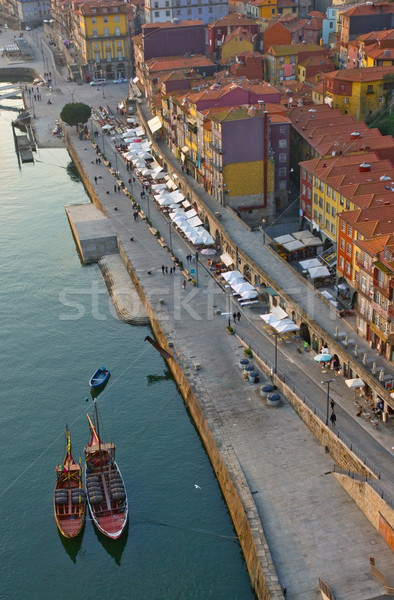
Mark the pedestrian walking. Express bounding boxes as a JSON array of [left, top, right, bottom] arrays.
[[237, 311, 241, 322], [128, 178, 132, 185], [330, 411, 337, 427], [161, 265, 165, 274], [170, 267, 173, 275], [330, 399, 335, 411], [165, 266, 168, 274], [182, 280, 187, 290], [114, 184, 117, 193], [118, 185, 121, 192], [94, 176, 98, 184], [98, 157, 101, 165], [233, 312, 237, 323], [132, 177, 136, 183]]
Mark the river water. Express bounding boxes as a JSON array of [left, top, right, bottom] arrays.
[[0, 99, 255, 599]]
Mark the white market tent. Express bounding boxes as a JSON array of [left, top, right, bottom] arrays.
[[222, 270, 243, 283], [274, 234, 295, 245], [281, 240, 305, 252], [308, 265, 330, 279], [187, 215, 203, 228], [299, 258, 321, 270]]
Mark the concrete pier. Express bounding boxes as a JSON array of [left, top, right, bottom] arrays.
[[65, 203, 118, 264]]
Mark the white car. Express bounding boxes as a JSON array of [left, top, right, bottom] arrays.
[[25, 26, 31, 31], [90, 78, 106, 86], [113, 78, 128, 84]]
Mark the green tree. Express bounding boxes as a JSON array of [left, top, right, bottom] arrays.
[[60, 102, 91, 130]]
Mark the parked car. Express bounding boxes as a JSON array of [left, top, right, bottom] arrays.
[[90, 78, 106, 86], [25, 26, 31, 30], [113, 78, 128, 84]]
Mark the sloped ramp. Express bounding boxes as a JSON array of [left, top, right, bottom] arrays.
[[99, 255, 149, 325]]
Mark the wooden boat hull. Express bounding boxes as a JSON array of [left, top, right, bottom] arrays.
[[54, 429, 86, 538], [89, 368, 110, 389], [84, 461, 128, 539], [54, 486, 85, 538]]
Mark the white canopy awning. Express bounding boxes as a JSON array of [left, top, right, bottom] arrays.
[[220, 252, 234, 267], [147, 115, 162, 133], [222, 270, 243, 282], [274, 234, 295, 245], [166, 178, 178, 191], [281, 240, 305, 252], [308, 265, 330, 279], [187, 215, 203, 228], [299, 258, 321, 270], [182, 200, 191, 208], [271, 306, 288, 321]]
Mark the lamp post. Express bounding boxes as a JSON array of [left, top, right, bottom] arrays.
[[113, 150, 118, 175], [195, 251, 199, 286], [227, 290, 231, 327], [261, 217, 267, 245], [322, 379, 335, 425], [166, 218, 172, 252], [274, 332, 278, 374]]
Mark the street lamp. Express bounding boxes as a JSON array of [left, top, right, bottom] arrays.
[[261, 217, 267, 245], [273, 332, 278, 374], [195, 251, 199, 286], [113, 150, 118, 174], [322, 379, 335, 425]]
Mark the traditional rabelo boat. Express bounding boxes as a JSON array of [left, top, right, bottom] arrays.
[[54, 427, 85, 538], [84, 402, 128, 539]]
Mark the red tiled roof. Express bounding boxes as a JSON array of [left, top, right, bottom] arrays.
[[355, 233, 394, 256], [209, 12, 257, 27], [223, 27, 254, 45], [324, 65, 394, 83], [146, 55, 215, 72], [342, 2, 394, 18]]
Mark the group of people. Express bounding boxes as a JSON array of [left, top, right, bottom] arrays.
[[233, 312, 241, 323], [161, 265, 176, 275]]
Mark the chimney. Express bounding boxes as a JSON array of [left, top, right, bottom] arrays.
[[359, 162, 371, 172], [350, 131, 361, 139]]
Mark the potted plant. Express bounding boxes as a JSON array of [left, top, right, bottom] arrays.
[[227, 325, 234, 334], [244, 346, 253, 358]]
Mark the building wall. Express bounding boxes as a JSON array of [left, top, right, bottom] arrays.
[[221, 34, 253, 59], [144, 0, 229, 25], [142, 23, 205, 60], [222, 117, 264, 163]]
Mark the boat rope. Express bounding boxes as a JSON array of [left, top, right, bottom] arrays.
[[131, 511, 238, 543]]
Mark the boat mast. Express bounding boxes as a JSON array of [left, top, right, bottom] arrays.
[[93, 400, 103, 471]]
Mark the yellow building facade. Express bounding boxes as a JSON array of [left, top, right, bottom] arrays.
[[221, 32, 253, 60], [74, 1, 131, 81]]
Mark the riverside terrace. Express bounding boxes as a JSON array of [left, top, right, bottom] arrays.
[[62, 121, 394, 599]]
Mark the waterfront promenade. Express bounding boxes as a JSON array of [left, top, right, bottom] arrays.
[[1, 30, 393, 598], [66, 125, 394, 600]]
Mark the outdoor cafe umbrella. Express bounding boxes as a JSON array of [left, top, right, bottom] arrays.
[[200, 248, 216, 256], [232, 282, 254, 294], [345, 377, 365, 401], [240, 289, 259, 300], [314, 353, 333, 363]]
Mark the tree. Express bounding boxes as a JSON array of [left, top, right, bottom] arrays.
[[60, 102, 91, 130]]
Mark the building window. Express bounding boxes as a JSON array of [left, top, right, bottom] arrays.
[[314, 193, 318, 204], [92, 29, 98, 37], [279, 180, 287, 189], [346, 261, 351, 275], [155, 11, 159, 16], [279, 153, 286, 163], [347, 224, 352, 236], [367, 84, 374, 93], [115, 26, 120, 36], [279, 167, 286, 176], [104, 28, 109, 37], [340, 195, 344, 206], [278, 138, 287, 148], [346, 242, 351, 256], [319, 197, 323, 208], [166, 10, 170, 15], [103, 17, 108, 23], [326, 202, 330, 214], [114, 15, 120, 22], [331, 223, 335, 234], [339, 256, 344, 269], [325, 219, 329, 230], [91, 17, 96, 23], [280, 126, 286, 134], [331, 206, 335, 217], [340, 238, 345, 250], [327, 186, 331, 197]]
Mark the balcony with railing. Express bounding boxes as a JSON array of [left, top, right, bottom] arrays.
[[373, 277, 391, 298]]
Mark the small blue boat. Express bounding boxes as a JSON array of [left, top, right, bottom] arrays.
[[89, 367, 110, 389]]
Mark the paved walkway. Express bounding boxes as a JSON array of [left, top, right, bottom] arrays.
[[67, 125, 394, 600]]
